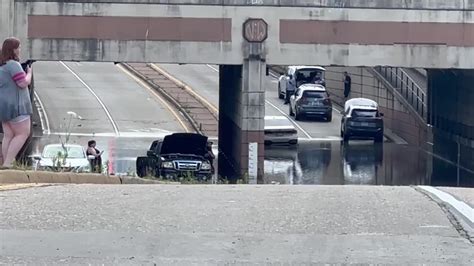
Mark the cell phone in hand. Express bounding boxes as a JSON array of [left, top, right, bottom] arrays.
[[21, 60, 36, 72]]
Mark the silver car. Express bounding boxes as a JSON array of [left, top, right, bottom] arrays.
[[32, 144, 93, 172], [264, 116, 298, 145]]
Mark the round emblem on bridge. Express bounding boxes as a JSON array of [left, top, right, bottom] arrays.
[[243, 19, 268, 43]]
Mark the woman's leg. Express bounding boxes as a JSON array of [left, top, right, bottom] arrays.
[[1, 122, 14, 165], [3, 118, 31, 167]]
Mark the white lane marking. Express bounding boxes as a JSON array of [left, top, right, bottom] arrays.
[[418, 186, 474, 225], [60, 61, 120, 136], [265, 101, 312, 139], [48, 131, 172, 138], [206, 64, 312, 139], [419, 225, 450, 228], [269, 72, 280, 79], [206, 64, 219, 72], [33, 90, 50, 135], [116, 64, 191, 133]]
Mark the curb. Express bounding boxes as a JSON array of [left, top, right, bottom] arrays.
[[27, 171, 71, 184], [149, 63, 219, 117], [417, 186, 473, 240], [418, 186, 473, 225], [0, 170, 29, 184], [0, 170, 166, 185]]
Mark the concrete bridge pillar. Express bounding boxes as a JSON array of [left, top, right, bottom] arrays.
[[428, 69, 474, 186], [218, 44, 266, 183], [0, 0, 14, 42]]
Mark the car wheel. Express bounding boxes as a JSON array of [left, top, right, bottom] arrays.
[[295, 109, 301, 121], [136, 157, 149, 177], [289, 104, 294, 116], [375, 133, 384, 143], [326, 112, 332, 122], [343, 131, 350, 143]]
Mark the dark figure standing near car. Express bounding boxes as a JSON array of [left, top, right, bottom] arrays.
[[87, 140, 103, 173], [343, 72, 351, 99], [204, 142, 215, 174]]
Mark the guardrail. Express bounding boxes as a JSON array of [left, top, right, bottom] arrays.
[[374, 66, 428, 122]]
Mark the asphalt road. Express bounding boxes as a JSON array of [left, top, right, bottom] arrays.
[[159, 64, 342, 140], [1, 185, 472, 264], [32, 61, 186, 174]]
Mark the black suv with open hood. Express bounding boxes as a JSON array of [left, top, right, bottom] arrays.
[[136, 133, 213, 180]]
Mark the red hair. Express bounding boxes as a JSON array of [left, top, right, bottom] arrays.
[[0, 37, 20, 65]]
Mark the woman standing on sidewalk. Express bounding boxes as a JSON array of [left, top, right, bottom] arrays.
[[0, 37, 33, 167]]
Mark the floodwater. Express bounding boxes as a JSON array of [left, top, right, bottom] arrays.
[[263, 141, 473, 187], [29, 136, 473, 187]]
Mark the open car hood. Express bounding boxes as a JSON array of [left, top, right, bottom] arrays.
[[160, 133, 208, 156]]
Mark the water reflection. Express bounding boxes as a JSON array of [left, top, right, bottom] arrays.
[[297, 142, 332, 184], [264, 146, 302, 184], [264, 141, 473, 187], [342, 143, 383, 185]]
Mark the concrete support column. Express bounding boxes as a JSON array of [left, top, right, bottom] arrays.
[[218, 44, 266, 182], [0, 0, 14, 42], [240, 58, 266, 183]]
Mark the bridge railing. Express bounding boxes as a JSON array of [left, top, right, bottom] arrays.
[[374, 66, 428, 122]]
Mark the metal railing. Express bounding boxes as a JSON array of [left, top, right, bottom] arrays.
[[374, 67, 428, 122]]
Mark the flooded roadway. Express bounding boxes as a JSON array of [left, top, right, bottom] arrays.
[[30, 136, 474, 187], [264, 141, 473, 187]]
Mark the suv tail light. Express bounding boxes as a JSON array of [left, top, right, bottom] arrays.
[[323, 98, 331, 105], [300, 97, 308, 105]]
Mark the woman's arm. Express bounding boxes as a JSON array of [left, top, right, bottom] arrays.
[[8, 61, 32, 89], [16, 66, 32, 89]]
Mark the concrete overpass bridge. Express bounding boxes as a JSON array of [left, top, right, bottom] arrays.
[[1, 0, 473, 180]]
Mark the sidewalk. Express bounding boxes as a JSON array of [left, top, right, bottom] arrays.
[[1, 185, 472, 264]]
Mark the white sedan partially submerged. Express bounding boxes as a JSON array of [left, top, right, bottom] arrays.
[[32, 144, 94, 172], [264, 116, 298, 145]]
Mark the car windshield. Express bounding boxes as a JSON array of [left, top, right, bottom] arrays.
[[303, 91, 326, 98], [295, 69, 324, 83], [352, 109, 378, 118], [43, 146, 85, 158]]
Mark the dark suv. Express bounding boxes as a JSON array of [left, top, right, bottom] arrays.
[[136, 133, 213, 180], [340, 98, 384, 143], [289, 84, 332, 121]]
